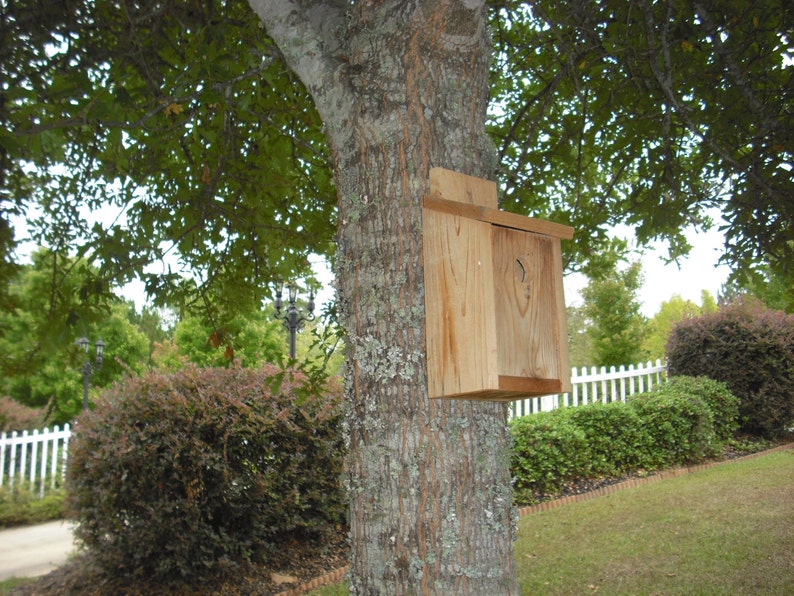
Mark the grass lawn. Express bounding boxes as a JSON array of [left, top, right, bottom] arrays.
[[310, 449, 793, 595]]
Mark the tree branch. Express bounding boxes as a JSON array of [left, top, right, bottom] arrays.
[[246, 0, 355, 145]]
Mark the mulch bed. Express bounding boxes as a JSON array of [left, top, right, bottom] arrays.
[[9, 437, 792, 595]]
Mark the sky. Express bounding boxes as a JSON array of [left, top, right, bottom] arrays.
[[564, 221, 732, 318]]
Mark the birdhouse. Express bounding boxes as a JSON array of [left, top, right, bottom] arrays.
[[422, 167, 573, 401]]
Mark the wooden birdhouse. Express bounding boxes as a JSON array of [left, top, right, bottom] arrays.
[[422, 167, 574, 401]]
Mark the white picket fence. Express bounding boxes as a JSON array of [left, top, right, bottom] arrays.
[[0, 424, 71, 497], [510, 359, 668, 419]]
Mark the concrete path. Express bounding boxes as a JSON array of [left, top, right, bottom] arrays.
[[0, 520, 76, 581]]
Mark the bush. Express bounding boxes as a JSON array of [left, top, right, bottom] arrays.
[[666, 298, 794, 438], [629, 387, 718, 466], [66, 364, 345, 589], [661, 376, 740, 442], [510, 409, 590, 502], [567, 402, 652, 475], [0, 485, 66, 528]]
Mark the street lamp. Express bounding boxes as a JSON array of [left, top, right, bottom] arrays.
[[77, 337, 105, 411], [273, 284, 315, 359]]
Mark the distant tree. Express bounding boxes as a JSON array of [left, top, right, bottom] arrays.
[[700, 289, 719, 314], [0, 251, 149, 423], [566, 304, 594, 368], [723, 260, 794, 314], [126, 304, 174, 366], [171, 309, 284, 369], [582, 260, 648, 367], [643, 294, 703, 361]]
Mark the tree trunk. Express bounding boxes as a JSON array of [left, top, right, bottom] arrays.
[[248, 2, 517, 593]]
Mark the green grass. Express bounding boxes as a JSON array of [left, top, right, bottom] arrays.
[[308, 450, 793, 595], [516, 450, 793, 594]]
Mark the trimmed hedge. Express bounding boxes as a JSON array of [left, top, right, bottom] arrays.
[[66, 364, 345, 589], [628, 386, 718, 467], [568, 401, 652, 475], [666, 298, 794, 438], [657, 376, 739, 442], [510, 409, 590, 502], [510, 376, 740, 504]]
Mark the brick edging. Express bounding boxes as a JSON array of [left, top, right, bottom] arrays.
[[279, 442, 793, 595]]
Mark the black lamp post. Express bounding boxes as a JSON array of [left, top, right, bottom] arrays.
[[273, 284, 315, 358], [77, 337, 105, 411]]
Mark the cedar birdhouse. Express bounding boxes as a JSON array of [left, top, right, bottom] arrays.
[[422, 168, 574, 401]]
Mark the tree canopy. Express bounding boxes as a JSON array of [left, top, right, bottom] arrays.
[[490, 0, 792, 277], [1, 0, 790, 330]]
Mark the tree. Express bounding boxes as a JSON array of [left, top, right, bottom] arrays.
[[3, 1, 791, 592], [566, 304, 594, 367], [170, 307, 283, 368], [582, 260, 648, 367], [0, 251, 149, 423], [246, 4, 517, 592], [724, 260, 794, 313], [643, 293, 709, 361], [490, 1, 793, 280]]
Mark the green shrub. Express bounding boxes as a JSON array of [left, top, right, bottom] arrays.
[[662, 376, 740, 442], [568, 402, 653, 475], [510, 409, 590, 502], [66, 364, 345, 589], [0, 485, 66, 528], [629, 387, 718, 466], [666, 298, 794, 438]]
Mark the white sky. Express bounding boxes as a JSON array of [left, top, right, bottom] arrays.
[[564, 221, 732, 318]]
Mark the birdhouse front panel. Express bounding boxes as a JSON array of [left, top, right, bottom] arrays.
[[492, 226, 570, 396], [422, 167, 573, 401]]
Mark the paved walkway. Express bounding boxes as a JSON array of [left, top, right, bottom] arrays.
[[0, 520, 76, 581]]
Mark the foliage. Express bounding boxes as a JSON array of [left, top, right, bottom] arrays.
[[490, 1, 793, 280], [567, 402, 652, 475], [125, 305, 174, 367], [0, 396, 46, 432], [0, 485, 66, 528], [0, 2, 789, 330], [629, 385, 719, 467], [724, 260, 794, 314], [510, 409, 591, 501], [660, 376, 740, 443], [666, 298, 794, 438], [642, 292, 717, 361], [581, 258, 648, 367], [511, 376, 737, 503], [2, 0, 335, 324], [171, 308, 284, 368], [0, 252, 150, 424], [565, 304, 593, 368], [66, 364, 345, 589]]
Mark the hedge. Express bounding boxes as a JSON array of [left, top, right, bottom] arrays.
[[511, 376, 740, 504]]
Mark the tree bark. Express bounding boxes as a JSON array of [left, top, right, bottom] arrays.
[[248, 1, 517, 593]]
